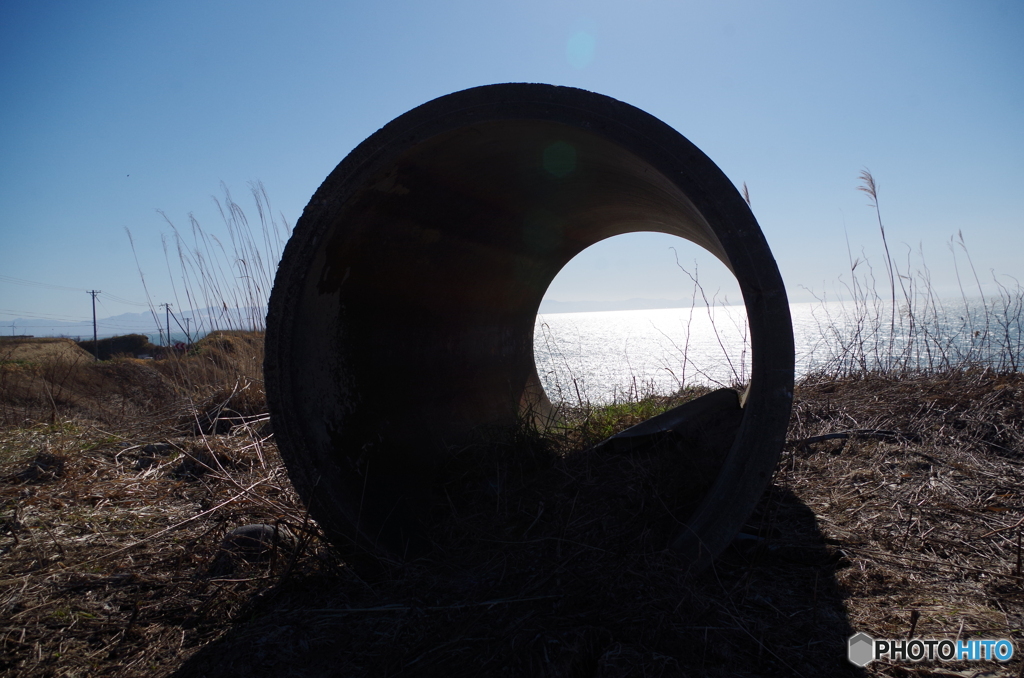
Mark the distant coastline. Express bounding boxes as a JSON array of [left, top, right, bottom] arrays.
[[537, 298, 741, 314], [7, 299, 744, 337], [2, 305, 263, 343]]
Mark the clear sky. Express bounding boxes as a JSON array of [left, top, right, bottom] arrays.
[[1, 0, 1021, 330]]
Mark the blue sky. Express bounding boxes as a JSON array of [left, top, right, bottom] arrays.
[[1, 0, 1021, 331]]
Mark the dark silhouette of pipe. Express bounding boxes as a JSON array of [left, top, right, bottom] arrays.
[[265, 83, 794, 571]]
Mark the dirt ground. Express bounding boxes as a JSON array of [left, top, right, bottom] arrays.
[[2, 370, 1024, 677]]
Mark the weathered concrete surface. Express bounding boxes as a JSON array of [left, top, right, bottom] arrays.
[[595, 388, 746, 515], [595, 388, 744, 457], [264, 83, 794, 570], [221, 524, 297, 559]]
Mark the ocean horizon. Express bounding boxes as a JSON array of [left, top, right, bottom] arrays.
[[534, 296, 1018, 404]]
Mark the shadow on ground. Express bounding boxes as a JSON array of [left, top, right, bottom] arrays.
[[172, 483, 862, 678]]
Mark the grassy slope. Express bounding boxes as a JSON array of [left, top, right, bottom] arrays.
[[0, 338, 96, 365], [3, 351, 1024, 676]]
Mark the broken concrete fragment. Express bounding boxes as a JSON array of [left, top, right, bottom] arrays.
[[15, 451, 66, 483], [220, 523, 296, 561], [595, 389, 742, 454], [134, 456, 160, 470], [142, 443, 174, 456], [595, 388, 744, 506]]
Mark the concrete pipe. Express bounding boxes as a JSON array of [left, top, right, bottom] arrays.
[[264, 83, 794, 571]]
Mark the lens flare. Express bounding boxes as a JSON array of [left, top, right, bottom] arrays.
[[566, 30, 596, 69], [543, 141, 576, 177]]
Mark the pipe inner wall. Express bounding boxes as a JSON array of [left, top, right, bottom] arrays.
[[265, 84, 794, 569]]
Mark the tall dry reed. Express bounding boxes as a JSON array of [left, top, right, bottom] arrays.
[[123, 182, 291, 421], [128, 181, 290, 344], [807, 171, 1024, 377]]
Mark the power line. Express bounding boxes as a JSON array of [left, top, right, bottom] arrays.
[[100, 291, 149, 307], [96, 322, 163, 331], [0, 308, 90, 322], [0, 316, 157, 333], [6, 324, 162, 334], [167, 306, 196, 344], [0, 274, 84, 292], [1, 308, 165, 332], [0, 274, 148, 307]]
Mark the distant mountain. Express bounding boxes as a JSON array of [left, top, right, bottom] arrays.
[[538, 298, 700, 314], [6, 306, 264, 342], [10, 299, 735, 340]]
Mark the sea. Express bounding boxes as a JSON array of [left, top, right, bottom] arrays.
[[533, 298, 1023, 404]]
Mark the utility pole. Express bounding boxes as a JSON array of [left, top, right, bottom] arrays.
[[160, 303, 172, 346], [86, 290, 101, 360]]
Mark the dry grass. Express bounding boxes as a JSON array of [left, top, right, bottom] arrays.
[[0, 354, 174, 429], [787, 371, 1024, 676], [0, 331, 264, 431], [4, 363, 1024, 676], [808, 172, 1024, 379], [0, 333, 320, 677], [0, 421, 326, 678], [0, 338, 95, 365]]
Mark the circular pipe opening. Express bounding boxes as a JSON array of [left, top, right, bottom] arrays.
[[265, 84, 794, 570], [535, 232, 749, 402]]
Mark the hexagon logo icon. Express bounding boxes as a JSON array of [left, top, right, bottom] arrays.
[[848, 632, 875, 667]]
